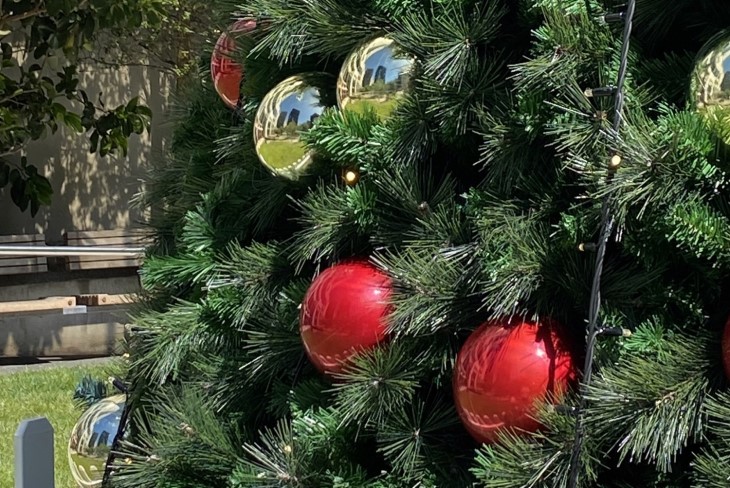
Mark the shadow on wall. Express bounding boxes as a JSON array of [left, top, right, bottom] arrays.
[[0, 307, 128, 358], [0, 63, 173, 243]]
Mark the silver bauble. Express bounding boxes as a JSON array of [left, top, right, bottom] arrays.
[[253, 74, 331, 179], [68, 395, 125, 488], [337, 37, 415, 120]]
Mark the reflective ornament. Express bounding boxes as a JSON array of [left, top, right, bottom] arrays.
[[254, 74, 332, 179], [211, 18, 257, 109], [691, 36, 730, 143], [337, 37, 415, 120], [453, 318, 576, 444], [300, 260, 392, 374], [68, 395, 125, 488]]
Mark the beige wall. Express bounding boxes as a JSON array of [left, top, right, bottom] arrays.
[[0, 63, 173, 244]]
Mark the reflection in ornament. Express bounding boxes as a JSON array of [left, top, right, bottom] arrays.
[[68, 395, 125, 488], [337, 37, 414, 120], [300, 260, 392, 374], [211, 18, 257, 109], [691, 37, 730, 143], [253, 75, 331, 179], [453, 318, 576, 444]]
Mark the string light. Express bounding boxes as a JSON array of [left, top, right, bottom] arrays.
[[584, 86, 617, 98], [609, 154, 622, 169], [568, 1, 637, 486], [578, 242, 597, 252], [343, 167, 360, 186]]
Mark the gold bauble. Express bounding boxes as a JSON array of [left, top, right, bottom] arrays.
[[337, 37, 415, 120], [68, 395, 125, 488], [691, 36, 730, 143], [253, 74, 332, 179]]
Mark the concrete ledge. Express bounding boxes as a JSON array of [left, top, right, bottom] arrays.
[[0, 305, 128, 358], [0, 273, 141, 302]]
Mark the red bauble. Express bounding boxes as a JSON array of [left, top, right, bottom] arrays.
[[722, 315, 730, 380], [210, 19, 256, 109], [453, 317, 576, 444], [300, 260, 392, 374]]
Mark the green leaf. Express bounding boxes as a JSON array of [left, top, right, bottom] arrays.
[[135, 105, 153, 118], [33, 43, 49, 59], [125, 96, 139, 111], [10, 180, 27, 210], [99, 137, 112, 157], [51, 102, 67, 120], [89, 130, 99, 154], [130, 115, 144, 134], [64, 112, 84, 133], [30, 198, 40, 217]]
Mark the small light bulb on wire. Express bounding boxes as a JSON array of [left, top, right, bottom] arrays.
[[342, 167, 360, 186], [609, 154, 622, 169]]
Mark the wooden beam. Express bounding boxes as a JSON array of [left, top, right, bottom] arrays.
[[0, 297, 77, 314], [75, 294, 136, 306]]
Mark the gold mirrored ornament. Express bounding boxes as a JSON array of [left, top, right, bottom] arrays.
[[337, 37, 415, 120], [691, 37, 730, 143], [253, 74, 332, 179], [68, 395, 125, 488]]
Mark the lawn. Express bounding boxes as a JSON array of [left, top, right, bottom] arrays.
[[258, 139, 308, 169], [0, 362, 114, 488], [344, 97, 400, 119]]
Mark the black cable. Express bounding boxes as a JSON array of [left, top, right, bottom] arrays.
[[101, 378, 131, 487], [567, 1, 636, 486]]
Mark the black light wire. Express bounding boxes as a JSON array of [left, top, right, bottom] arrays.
[[567, 0, 636, 486], [102, 377, 129, 487]]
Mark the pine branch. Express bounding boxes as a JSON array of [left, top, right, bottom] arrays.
[[420, 58, 505, 138], [384, 93, 439, 165], [371, 162, 462, 247], [243, 0, 384, 63], [128, 302, 222, 385], [584, 331, 717, 472], [330, 342, 421, 428], [238, 280, 307, 385], [693, 392, 730, 487], [392, 1, 507, 88], [289, 180, 375, 266], [374, 245, 484, 336], [113, 387, 242, 488], [472, 403, 600, 488], [377, 397, 468, 484], [233, 407, 364, 486], [663, 197, 730, 266], [300, 107, 383, 167]]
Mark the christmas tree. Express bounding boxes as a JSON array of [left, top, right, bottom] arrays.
[[104, 0, 730, 486]]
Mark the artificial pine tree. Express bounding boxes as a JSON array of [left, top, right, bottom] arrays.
[[108, 0, 730, 486]]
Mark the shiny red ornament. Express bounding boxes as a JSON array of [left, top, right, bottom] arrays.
[[453, 317, 576, 444], [300, 260, 392, 374], [721, 315, 730, 380], [210, 19, 256, 109]]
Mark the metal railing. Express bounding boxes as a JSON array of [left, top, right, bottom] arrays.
[[0, 245, 145, 257]]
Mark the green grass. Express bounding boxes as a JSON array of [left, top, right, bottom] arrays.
[[258, 139, 308, 169], [345, 97, 399, 119], [0, 364, 112, 488]]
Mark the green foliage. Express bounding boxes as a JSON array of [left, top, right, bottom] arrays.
[[472, 405, 600, 488], [117, 0, 730, 486], [73, 374, 108, 408], [0, 0, 159, 214], [584, 330, 719, 473]]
